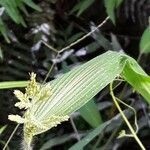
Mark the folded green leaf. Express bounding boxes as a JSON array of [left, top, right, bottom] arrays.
[[122, 57, 150, 103]]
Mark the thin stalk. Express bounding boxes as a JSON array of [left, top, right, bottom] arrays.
[[101, 125, 121, 150], [42, 53, 59, 84], [110, 82, 145, 150], [70, 117, 80, 141], [59, 17, 109, 53], [2, 124, 20, 150], [91, 131, 104, 150]]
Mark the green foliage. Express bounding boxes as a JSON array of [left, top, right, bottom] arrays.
[[104, 0, 123, 24], [122, 57, 150, 103], [79, 99, 102, 128], [140, 27, 150, 54], [62, 61, 102, 128], [69, 121, 109, 150], [0, 81, 28, 89], [0, 126, 7, 149], [40, 133, 80, 150], [70, 0, 95, 16], [0, 0, 41, 42], [0, 125, 6, 135], [0, 18, 10, 43], [0, 46, 3, 61]]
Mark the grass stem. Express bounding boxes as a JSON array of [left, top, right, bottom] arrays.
[[110, 82, 145, 150]]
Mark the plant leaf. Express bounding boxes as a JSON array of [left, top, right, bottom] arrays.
[[69, 121, 109, 150], [62, 62, 102, 128], [40, 133, 83, 150], [104, 0, 123, 24], [22, 0, 42, 12], [70, 0, 95, 16], [0, 125, 6, 135], [76, 0, 95, 16], [0, 0, 41, 41], [0, 81, 28, 89], [79, 99, 102, 128], [122, 57, 150, 103], [0, 46, 3, 61], [0, 0, 25, 26], [20, 51, 126, 143], [140, 27, 150, 54], [69, 109, 132, 150], [0, 18, 10, 43]]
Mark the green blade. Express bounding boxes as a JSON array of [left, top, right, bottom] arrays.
[[0, 81, 28, 89], [62, 62, 102, 128], [140, 27, 150, 54], [26, 51, 126, 137], [69, 121, 109, 150], [104, 0, 123, 24], [79, 99, 102, 128]]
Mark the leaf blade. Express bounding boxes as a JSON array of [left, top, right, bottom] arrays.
[[140, 27, 150, 54], [0, 81, 29, 89], [69, 121, 109, 150], [30, 51, 126, 135], [62, 62, 102, 128], [79, 99, 102, 128]]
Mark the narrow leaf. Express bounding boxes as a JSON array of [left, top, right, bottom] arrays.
[[40, 133, 83, 150], [104, 0, 116, 24], [18, 51, 126, 144], [0, 125, 6, 135], [69, 121, 109, 150], [0, 18, 10, 43], [104, 0, 123, 24], [77, 0, 95, 16], [79, 99, 102, 128], [0, 46, 3, 61], [70, 0, 95, 16], [23, 0, 42, 12], [140, 27, 150, 54], [69, 109, 132, 150], [0, 0, 25, 25], [0, 81, 29, 89]]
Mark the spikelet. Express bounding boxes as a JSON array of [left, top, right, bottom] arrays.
[[8, 72, 69, 146]]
